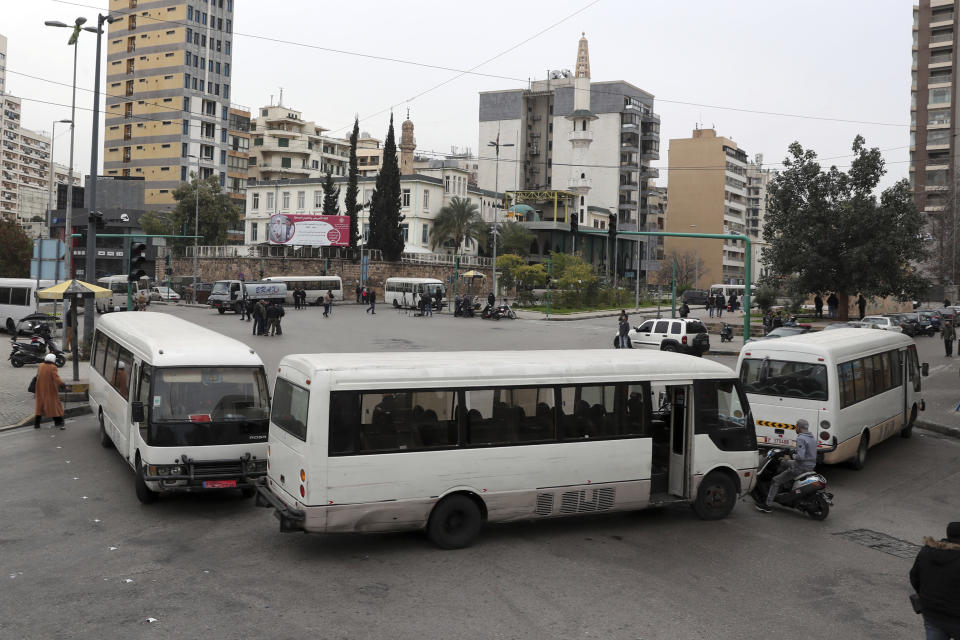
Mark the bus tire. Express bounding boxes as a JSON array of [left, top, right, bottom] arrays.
[[98, 412, 113, 449], [849, 432, 869, 470], [692, 472, 737, 520], [217, 307, 226, 315], [135, 456, 159, 504], [393, 299, 400, 308], [426, 494, 483, 549], [901, 406, 917, 439]]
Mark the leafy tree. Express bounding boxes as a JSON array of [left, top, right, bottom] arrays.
[[496, 254, 526, 291], [753, 284, 779, 313], [652, 250, 705, 288], [322, 171, 341, 216], [368, 114, 405, 260], [557, 262, 597, 292], [430, 196, 488, 254], [139, 211, 174, 237], [0, 219, 32, 277], [498, 221, 534, 257], [170, 174, 241, 249], [763, 136, 927, 320], [515, 263, 547, 288], [344, 117, 361, 248], [546, 251, 586, 282]]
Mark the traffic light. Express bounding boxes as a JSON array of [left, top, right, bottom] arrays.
[[570, 211, 578, 234], [608, 213, 617, 239], [129, 241, 148, 282], [164, 253, 172, 276], [90, 210, 105, 229]]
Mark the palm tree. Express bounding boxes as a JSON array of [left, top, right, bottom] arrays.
[[498, 221, 535, 257], [429, 196, 488, 254]]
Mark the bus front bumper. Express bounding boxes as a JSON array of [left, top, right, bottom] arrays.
[[255, 479, 306, 533]]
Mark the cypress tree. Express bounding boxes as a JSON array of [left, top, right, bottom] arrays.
[[368, 113, 405, 261], [321, 171, 340, 216], [344, 117, 361, 249]]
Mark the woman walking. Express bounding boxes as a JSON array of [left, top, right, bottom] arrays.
[[33, 353, 65, 429]]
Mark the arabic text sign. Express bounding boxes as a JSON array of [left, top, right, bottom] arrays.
[[268, 214, 349, 246]]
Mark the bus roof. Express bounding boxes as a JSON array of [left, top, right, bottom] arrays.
[[384, 277, 443, 284], [263, 275, 341, 281], [96, 312, 263, 368], [739, 328, 913, 361], [0, 278, 55, 287], [279, 350, 735, 387]]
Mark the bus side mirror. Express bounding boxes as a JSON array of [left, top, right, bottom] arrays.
[[131, 401, 145, 423], [921, 363, 929, 377]]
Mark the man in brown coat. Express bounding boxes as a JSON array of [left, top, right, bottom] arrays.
[[34, 353, 65, 429]]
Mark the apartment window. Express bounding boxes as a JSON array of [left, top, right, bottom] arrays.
[[252, 193, 260, 210], [226, 19, 232, 33], [930, 88, 952, 106], [187, 6, 193, 20], [223, 84, 230, 100], [281, 157, 291, 168], [222, 106, 229, 120], [125, 80, 134, 96], [926, 169, 948, 187], [184, 73, 191, 89], [207, 81, 213, 93], [181, 166, 187, 181], [251, 222, 258, 242], [282, 192, 290, 209], [202, 12, 207, 25], [227, 0, 233, 10], [186, 27, 192, 43], [444, 176, 450, 193], [128, 15, 136, 29], [220, 150, 226, 165], [401, 223, 409, 242], [225, 41, 231, 55], [314, 190, 323, 208], [929, 109, 951, 126], [928, 129, 951, 146], [278, 138, 289, 147], [221, 129, 227, 143], [402, 188, 411, 207], [421, 224, 429, 244], [266, 192, 274, 210], [217, 17, 223, 30], [224, 63, 230, 77], [192, 78, 198, 90], [423, 190, 429, 210], [183, 97, 191, 111]]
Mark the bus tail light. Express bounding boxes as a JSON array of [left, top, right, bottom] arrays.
[[820, 420, 831, 430], [820, 431, 830, 440], [300, 469, 306, 482], [299, 485, 305, 498]]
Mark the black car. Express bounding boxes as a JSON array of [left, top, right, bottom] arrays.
[[886, 313, 920, 337]]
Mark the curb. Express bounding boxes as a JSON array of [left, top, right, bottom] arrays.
[[0, 404, 92, 433], [916, 419, 960, 440]]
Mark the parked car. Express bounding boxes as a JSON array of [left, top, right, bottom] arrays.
[[899, 312, 937, 337], [823, 321, 862, 330], [614, 317, 710, 356], [918, 310, 941, 334], [744, 325, 813, 344], [681, 289, 711, 307], [860, 315, 904, 333], [883, 313, 921, 337], [186, 282, 213, 305], [149, 286, 181, 302]]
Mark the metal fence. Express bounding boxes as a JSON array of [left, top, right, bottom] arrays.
[[177, 245, 492, 266]]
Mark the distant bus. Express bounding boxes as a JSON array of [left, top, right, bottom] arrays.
[[383, 277, 445, 309], [262, 275, 343, 305], [96, 275, 149, 313], [0, 278, 54, 332], [256, 349, 758, 548], [89, 312, 270, 503]]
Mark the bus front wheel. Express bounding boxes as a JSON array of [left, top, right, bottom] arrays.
[[135, 457, 159, 504], [692, 472, 737, 520], [426, 494, 483, 549], [98, 412, 112, 449], [901, 406, 917, 439]]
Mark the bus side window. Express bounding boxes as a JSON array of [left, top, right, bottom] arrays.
[[694, 380, 755, 452], [137, 366, 152, 430], [115, 347, 133, 400]]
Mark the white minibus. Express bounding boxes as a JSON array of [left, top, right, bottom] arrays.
[[736, 328, 927, 470], [256, 349, 759, 548], [383, 277, 445, 309], [89, 313, 271, 503], [709, 284, 752, 308], [96, 275, 148, 313], [0, 278, 54, 331], [262, 275, 343, 305]]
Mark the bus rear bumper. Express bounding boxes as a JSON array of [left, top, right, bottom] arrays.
[[255, 479, 306, 533]]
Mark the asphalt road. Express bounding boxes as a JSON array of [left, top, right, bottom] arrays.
[[1, 303, 957, 640]]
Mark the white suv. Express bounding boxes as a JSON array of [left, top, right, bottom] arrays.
[[860, 315, 902, 332], [614, 318, 711, 356]]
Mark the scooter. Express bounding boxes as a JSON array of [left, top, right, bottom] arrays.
[[10, 325, 65, 368], [720, 323, 734, 343], [751, 448, 832, 520]]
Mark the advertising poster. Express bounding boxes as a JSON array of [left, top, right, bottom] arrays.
[[268, 214, 350, 246]]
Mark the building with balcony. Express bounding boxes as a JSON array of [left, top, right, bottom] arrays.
[[664, 128, 749, 287], [0, 33, 7, 94], [477, 33, 660, 280], [745, 155, 773, 240], [247, 103, 354, 182], [911, 0, 958, 282], [102, 0, 236, 210], [226, 104, 250, 209]]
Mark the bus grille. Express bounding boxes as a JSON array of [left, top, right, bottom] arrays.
[[191, 461, 243, 478], [535, 493, 554, 516], [559, 488, 615, 514]]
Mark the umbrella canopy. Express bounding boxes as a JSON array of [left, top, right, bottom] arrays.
[[506, 204, 537, 221], [37, 279, 112, 300], [461, 270, 486, 278]]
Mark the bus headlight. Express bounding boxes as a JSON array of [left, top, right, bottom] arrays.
[[167, 465, 182, 476]]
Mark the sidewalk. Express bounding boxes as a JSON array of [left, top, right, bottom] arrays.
[[0, 360, 91, 430]]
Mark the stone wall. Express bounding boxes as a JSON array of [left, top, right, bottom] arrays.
[[164, 257, 492, 296]]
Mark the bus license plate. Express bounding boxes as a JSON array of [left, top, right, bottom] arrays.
[[769, 437, 792, 446], [203, 479, 237, 489]]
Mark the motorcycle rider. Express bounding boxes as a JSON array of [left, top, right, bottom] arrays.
[[757, 418, 817, 513]]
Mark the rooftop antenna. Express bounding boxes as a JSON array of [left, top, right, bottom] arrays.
[[278, 87, 284, 107], [269, 94, 273, 106]]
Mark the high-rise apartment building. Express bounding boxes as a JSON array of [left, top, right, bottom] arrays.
[[103, 0, 235, 210], [664, 128, 749, 287], [0, 33, 7, 94], [226, 104, 250, 208], [745, 156, 773, 240]]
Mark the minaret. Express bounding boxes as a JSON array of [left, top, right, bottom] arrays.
[[575, 31, 590, 79], [399, 109, 416, 175], [567, 32, 596, 218]]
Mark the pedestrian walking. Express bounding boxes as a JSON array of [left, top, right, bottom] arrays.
[[716, 292, 725, 318], [356, 284, 362, 303], [618, 315, 630, 349], [814, 294, 823, 319], [943, 320, 956, 357], [366, 288, 376, 314], [729, 292, 738, 313], [827, 293, 839, 319], [362, 287, 368, 305], [252, 299, 265, 336], [909, 522, 960, 640], [245, 297, 254, 322], [708, 292, 715, 318], [239, 295, 249, 320], [323, 290, 333, 318], [33, 353, 65, 429], [292, 287, 300, 311], [857, 294, 867, 320], [63, 301, 73, 351], [680, 302, 690, 318]]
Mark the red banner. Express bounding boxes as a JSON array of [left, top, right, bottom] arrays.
[[268, 214, 350, 246]]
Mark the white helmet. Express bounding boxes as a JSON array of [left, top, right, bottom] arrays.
[[44, 353, 56, 363]]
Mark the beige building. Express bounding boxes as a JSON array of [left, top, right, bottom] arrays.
[[664, 128, 748, 288], [103, 0, 235, 209], [0, 33, 7, 94], [247, 104, 352, 182], [226, 104, 250, 209]]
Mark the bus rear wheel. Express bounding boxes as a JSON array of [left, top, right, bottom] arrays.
[[427, 494, 483, 549], [692, 472, 737, 520], [135, 457, 159, 504], [849, 433, 869, 470]]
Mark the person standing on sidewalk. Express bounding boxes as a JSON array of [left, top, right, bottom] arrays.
[[814, 294, 823, 319], [63, 301, 73, 352], [708, 293, 715, 318], [827, 293, 839, 319], [323, 290, 333, 318], [857, 294, 867, 320], [943, 320, 956, 357], [33, 353, 65, 430], [366, 288, 377, 314], [910, 522, 960, 640], [715, 292, 725, 318]]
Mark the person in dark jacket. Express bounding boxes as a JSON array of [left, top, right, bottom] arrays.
[[910, 522, 960, 639], [857, 294, 867, 320], [757, 418, 817, 512], [366, 288, 376, 314], [729, 292, 738, 313], [814, 295, 823, 319], [679, 302, 690, 318], [827, 293, 839, 319], [943, 320, 956, 357], [715, 292, 725, 318], [618, 316, 630, 349], [252, 300, 266, 335], [356, 285, 362, 303]]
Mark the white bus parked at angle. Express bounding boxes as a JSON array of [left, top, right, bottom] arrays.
[[262, 275, 343, 305], [256, 349, 759, 548], [736, 328, 927, 470], [383, 277, 446, 309], [0, 278, 54, 331], [96, 275, 149, 313], [89, 312, 271, 503]]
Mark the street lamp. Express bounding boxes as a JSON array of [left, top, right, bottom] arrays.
[[187, 154, 202, 289], [44, 16, 86, 279], [46, 119, 72, 239], [487, 134, 514, 298], [689, 224, 699, 289]]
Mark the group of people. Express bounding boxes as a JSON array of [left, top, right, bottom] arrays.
[[812, 293, 842, 319], [706, 291, 739, 318], [761, 310, 796, 335], [238, 299, 285, 336]]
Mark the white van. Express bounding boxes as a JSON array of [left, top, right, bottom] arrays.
[[262, 275, 343, 305], [383, 277, 445, 309], [0, 278, 55, 331], [89, 312, 271, 502], [96, 275, 149, 313]]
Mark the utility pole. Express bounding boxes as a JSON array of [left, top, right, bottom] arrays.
[[487, 132, 514, 298]]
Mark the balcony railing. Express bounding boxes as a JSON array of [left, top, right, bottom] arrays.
[[567, 177, 592, 190], [931, 32, 953, 44], [568, 130, 593, 143]]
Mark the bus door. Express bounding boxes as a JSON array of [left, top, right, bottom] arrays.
[[668, 385, 691, 497]]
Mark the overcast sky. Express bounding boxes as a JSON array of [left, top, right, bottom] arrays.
[[4, 0, 911, 191]]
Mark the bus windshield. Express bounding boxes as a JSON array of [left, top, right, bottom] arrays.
[[739, 358, 828, 401], [110, 283, 127, 294], [421, 283, 445, 296]]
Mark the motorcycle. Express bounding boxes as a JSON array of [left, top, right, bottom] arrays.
[[751, 448, 832, 520], [480, 304, 500, 320], [10, 325, 65, 368], [495, 303, 517, 320], [454, 297, 475, 318], [720, 323, 734, 343]]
